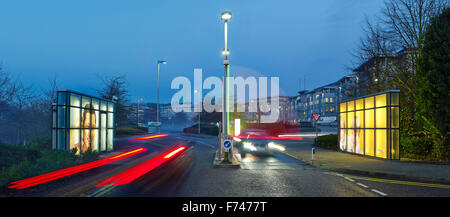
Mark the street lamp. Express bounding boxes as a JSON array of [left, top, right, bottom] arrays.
[[157, 60, 167, 125], [221, 11, 231, 162]]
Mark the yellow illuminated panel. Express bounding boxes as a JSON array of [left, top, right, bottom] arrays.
[[375, 108, 387, 128], [391, 92, 399, 106], [348, 112, 355, 128], [375, 94, 387, 107], [347, 130, 354, 153], [365, 130, 374, 156], [355, 129, 364, 154], [70, 129, 80, 155], [365, 109, 375, 128], [348, 100, 355, 111], [355, 99, 364, 110], [339, 129, 347, 151], [355, 110, 364, 129], [376, 129, 387, 158], [391, 107, 399, 128], [365, 97, 374, 109], [340, 113, 347, 129], [340, 102, 347, 112], [391, 130, 399, 159]]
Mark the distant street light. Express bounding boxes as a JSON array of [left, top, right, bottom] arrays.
[[157, 60, 167, 125]]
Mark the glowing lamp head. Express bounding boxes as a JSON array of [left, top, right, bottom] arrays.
[[221, 12, 232, 21], [158, 60, 167, 64]]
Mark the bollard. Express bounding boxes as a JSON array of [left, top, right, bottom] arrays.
[[312, 148, 315, 160]]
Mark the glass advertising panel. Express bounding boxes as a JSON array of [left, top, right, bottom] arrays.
[[58, 130, 66, 150], [81, 129, 91, 152], [339, 129, 347, 151], [376, 129, 387, 158], [108, 112, 114, 128], [58, 107, 66, 128], [340, 113, 347, 128], [108, 102, 114, 112], [365, 97, 374, 109], [365, 130, 375, 157], [375, 94, 386, 107], [53, 90, 116, 154], [82, 96, 91, 108], [107, 129, 114, 151], [69, 129, 80, 154], [355, 99, 364, 110], [70, 93, 81, 107], [391, 130, 400, 159], [348, 112, 355, 128], [92, 98, 100, 110], [347, 100, 355, 111], [340, 102, 346, 112], [92, 129, 99, 152], [355, 110, 364, 129], [391, 92, 399, 106], [355, 129, 364, 154], [347, 130, 354, 152], [100, 101, 107, 111], [365, 109, 374, 128], [391, 107, 399, 128], [70, 107, 80, 128], [338, 91, 400, 160], [58, 92, 66, 105], [375, 108, 387, 128]]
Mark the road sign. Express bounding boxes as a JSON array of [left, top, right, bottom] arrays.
[[312, 113, 321, 122], [223, 139, 232, 151]]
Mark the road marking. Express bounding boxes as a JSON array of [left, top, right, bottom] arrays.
[[356, 183, 368, 188], [86, 184, 117, 197], [331, 172, 450, 189], [371, 189, 388, 196], [344, 177, 355, 182]]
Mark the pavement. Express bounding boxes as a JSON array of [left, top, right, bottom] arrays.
[[281, 138, 450, 185]]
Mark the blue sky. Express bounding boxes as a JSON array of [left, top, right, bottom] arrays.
[[0, 0, 385, 103]]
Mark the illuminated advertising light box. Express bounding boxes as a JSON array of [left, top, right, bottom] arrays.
[[338, 90, 399, 160], [52, 90, 116, 155]]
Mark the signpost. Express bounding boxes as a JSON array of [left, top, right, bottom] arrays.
[[312, 113, 321, 142]]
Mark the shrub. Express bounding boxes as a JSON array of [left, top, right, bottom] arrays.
[[314, 134, 338, 150], [0, 143, 99, 188], [400, 136, 433, 159]]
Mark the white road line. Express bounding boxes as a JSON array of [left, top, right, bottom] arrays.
[[371, 189, 388, 196], [356, 183, 368, 188], [344, 177, 355, 182]]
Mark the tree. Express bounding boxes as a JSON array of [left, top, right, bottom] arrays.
[[354, 0, 448, 136], [416, 7, 450, 159], [97, 75, 130, 126]]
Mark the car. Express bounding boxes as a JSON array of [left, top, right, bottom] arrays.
[[233, 128, 286, 158]]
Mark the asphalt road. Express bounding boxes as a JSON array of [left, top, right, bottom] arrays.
[[5, 131, 450, 197]]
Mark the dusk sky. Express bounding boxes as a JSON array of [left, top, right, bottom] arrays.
[[0, 0, 385, 103]]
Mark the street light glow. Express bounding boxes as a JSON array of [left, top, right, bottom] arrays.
[[221, 12, 232, 21]]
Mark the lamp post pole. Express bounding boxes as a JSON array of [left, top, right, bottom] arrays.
[[156, 60, 167, 125]]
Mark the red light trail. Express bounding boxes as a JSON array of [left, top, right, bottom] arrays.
[[231, 135, 302, 140], [128, 134, 168, 141], [8, 148, 148, 189], [96, 146, 187, 187]]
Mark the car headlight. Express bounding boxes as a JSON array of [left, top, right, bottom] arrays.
[[268, 142, 285, 151], [233, 137, 242, 142], [243, 142, 257, 151]]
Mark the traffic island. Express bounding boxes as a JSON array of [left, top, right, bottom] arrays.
[[212, 149, 240, 168]]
